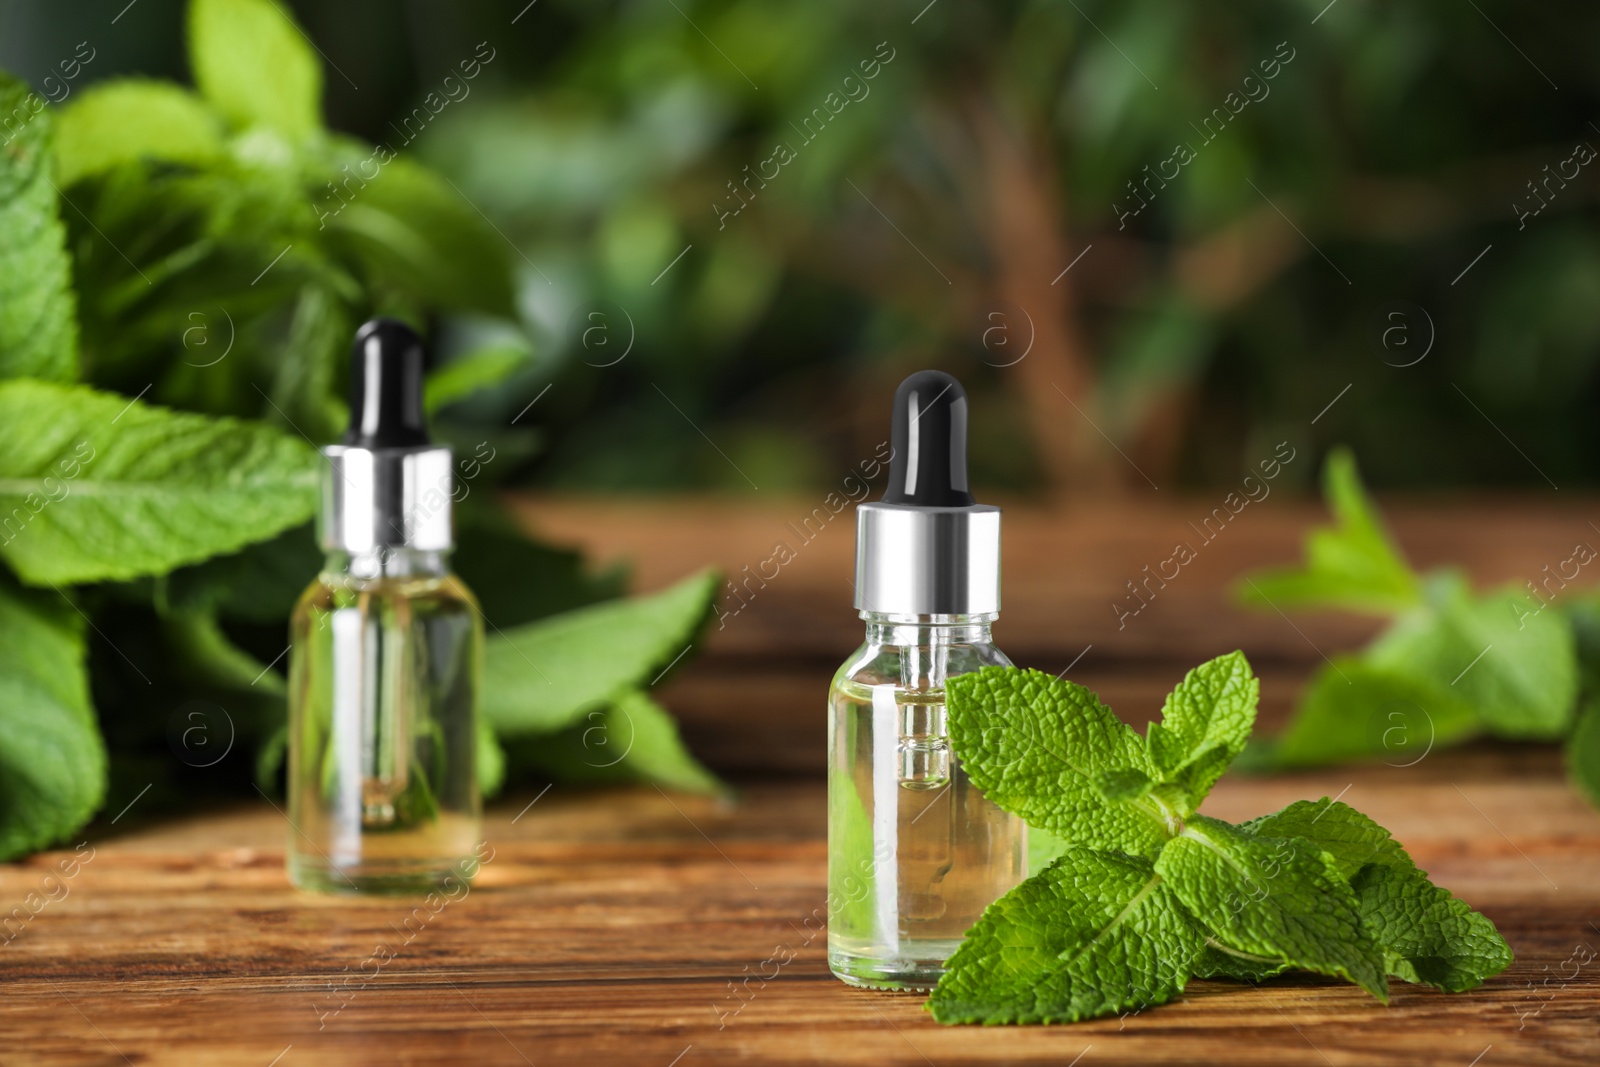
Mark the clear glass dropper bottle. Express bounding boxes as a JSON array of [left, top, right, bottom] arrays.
[[827, 370, 1026, 989], [287, 319, 483, 893]]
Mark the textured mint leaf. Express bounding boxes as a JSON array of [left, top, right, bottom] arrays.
[[54, 80, 224, 187], [188, 0, 322, 139], [0, 582, 105, 860], [1191, 945, 1290, 983], [0, 381, 318, 584], [1567, 698, 1600, 810], [1246, 799, 1512, 991], [946, 668, 1172, 856], [1244, 798, 1406, 878], [1095, 767, 1154, 802], [929, 848, 1206, 1024], [506, 689, 723, 794], [1368, 574, 1576, 740], [1147, 650, 1257, 807], [1243, 658, 1480, 771], [1154, 815, 1388, 1001], [1350, 864, 1512, 992], [0, 72, 77, 382], [1237, 448, 1421, 615], [482, 569, 718, 735]]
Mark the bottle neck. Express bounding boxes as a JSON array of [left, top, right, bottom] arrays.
[[860, 612, 997, 647], [325, 547, 451, 580]]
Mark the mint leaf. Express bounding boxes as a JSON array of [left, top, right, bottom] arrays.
[[323, 153, 516, 317], [1238, 448, 1421, 615], [0, 581, 105, 860], [506, 689, 723, 794], [1368, 575, 1576, 739], [188, 0, 322, 140], [161, 608, 284, 694], [426, 343, 532, 415], [477, 720, 506, 799], [929, 848, 1206, 1024], [1191, 945, 1289, 982], [946, 667, 1172, 855], [1094, 766, 1154, 802], [0, 72, 78, 382], [1147, 650, 1257, 806], [1026, 823, 1069, 876], [1246, 799, 1512, 991], [453, 504, 630, 629], [1155, 815, 1388, 1001], [1562, 593, 1600, 693], [1242, 658, 1480, 771], [1350, 864, 1512, 992], [1568, 698, 1600, 809], [54, 81, 224, 187], [481, 569, 718, 735], [0, 381, 318, 585], [1245, 798, 1406, 877]]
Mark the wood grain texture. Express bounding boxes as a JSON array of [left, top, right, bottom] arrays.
[[1, 770, 1596, 1066], [2, 495, 1599, 1064]]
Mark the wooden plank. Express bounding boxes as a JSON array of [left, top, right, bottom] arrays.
[[0, 763, 1595, 1066]]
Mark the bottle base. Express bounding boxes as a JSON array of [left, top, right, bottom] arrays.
[[828, 943, 960, 991], [289, 856, 477, 895]]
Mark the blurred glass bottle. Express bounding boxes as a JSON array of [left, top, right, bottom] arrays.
[[827, 371, 1026, 989], [288, 319, 482, 893]]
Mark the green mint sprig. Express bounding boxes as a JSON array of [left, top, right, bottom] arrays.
[[1235, 448, 1597, 810], [927, 653, 1511, 1025]]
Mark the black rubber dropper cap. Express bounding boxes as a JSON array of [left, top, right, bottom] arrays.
[[343, 318, 430, 447], [881, 370, 976, 506]]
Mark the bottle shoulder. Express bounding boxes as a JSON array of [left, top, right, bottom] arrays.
[[296, 570, 481, 615], [831, 633, 1012, 689]]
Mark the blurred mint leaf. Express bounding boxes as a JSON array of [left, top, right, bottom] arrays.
[[54, 81, 225, 187], [1368, 575, 1576, 740], [160, 608, 283, 694], [1240, 658, 1480, 771], [188, 0, 322, 140], [1154, 815, 1389, 1002], [0, 71, 78, 382], [157, 522, 321, 623], [477, 719, 506, 800], [1566, 698, 1600, 810], [1146, 649, 1257, 807], [481, 568, 718, 735], [928, 849, 1205, 1025], [0, 581, 105, 860], [1238, 448, 1422, 615], [506, 689, 722, 794], [0, 381, 318, 585], [1252, 799, 1511, 991], [267, 285, 352, 443], [425, 343, 532, 415], [322, 154, 516, 317], [455, 502, 630, 628], [946, 667, 1171, 856]]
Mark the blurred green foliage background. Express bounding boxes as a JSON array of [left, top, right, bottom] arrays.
[[4, 0, 1596, 495]]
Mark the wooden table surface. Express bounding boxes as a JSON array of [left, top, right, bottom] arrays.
[[4, 494, 1600, 1065]]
